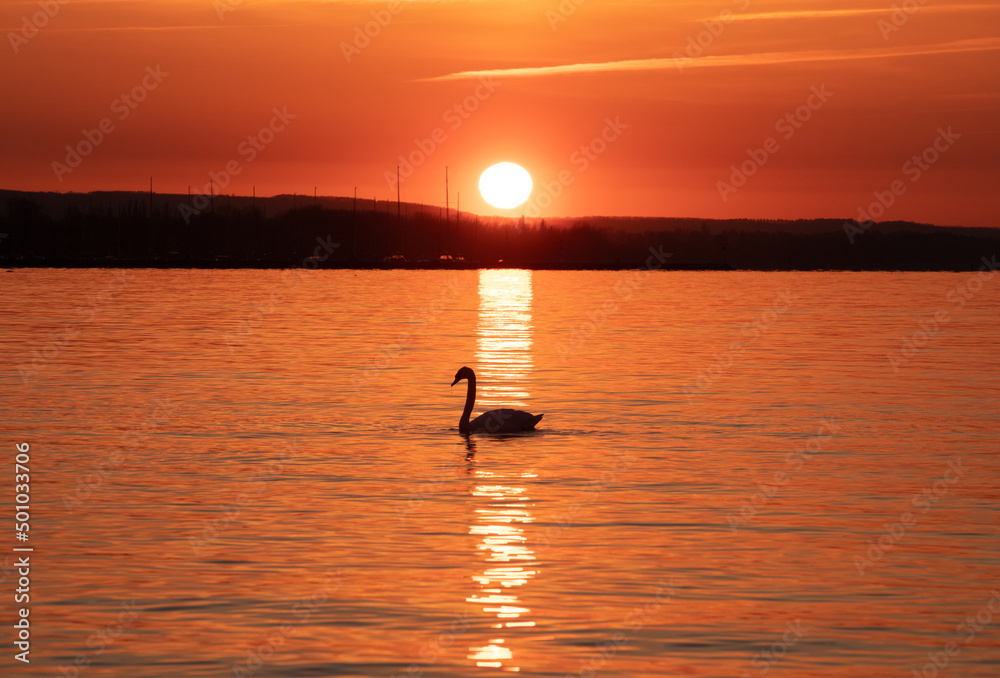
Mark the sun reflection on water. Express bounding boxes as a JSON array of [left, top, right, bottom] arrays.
[[467, 269, 537, 672], [467, 471, 538, 671], [475, 269, 533, 408]]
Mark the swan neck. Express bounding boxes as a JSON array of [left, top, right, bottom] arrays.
[[460, 375, 476, 432]]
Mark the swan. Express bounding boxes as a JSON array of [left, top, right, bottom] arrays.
[[451, 366, 543, 434]]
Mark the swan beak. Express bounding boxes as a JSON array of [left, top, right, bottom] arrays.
[[450, 377, 459, 387]]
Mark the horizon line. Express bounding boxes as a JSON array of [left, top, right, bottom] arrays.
[[0, 187, 984, 230]]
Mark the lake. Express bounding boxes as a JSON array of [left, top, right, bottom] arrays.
[[1, 267, 999, 677]]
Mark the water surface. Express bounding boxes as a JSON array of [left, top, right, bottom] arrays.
[[1, 268, 999, 677]]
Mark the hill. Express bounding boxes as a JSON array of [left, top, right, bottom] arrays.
[[1, 189, 997, 270]]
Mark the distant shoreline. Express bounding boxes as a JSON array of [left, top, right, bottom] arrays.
[[2, 189, 996, 272], [0, 259, 987, 272]]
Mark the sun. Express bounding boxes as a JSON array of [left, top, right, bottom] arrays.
[[479, 162, 533, 209]]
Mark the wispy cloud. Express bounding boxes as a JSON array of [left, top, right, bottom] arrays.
[[421, 37, 1000, 82], [0, 23, 304, 32], [734, 4, 999, 21]]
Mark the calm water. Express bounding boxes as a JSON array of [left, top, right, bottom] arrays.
[[1, 268, 999, 677]]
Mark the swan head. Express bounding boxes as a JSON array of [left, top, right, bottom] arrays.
[[451, 366, 475, 386]]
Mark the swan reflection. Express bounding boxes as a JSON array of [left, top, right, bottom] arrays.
[[464, 434, 477, 462]]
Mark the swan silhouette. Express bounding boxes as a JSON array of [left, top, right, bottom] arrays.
[[451, 366, 543, 434]]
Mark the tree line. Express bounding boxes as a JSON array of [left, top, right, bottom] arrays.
[[1, 191, 996, 270]]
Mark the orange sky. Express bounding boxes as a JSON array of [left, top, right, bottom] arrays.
[[1, 0, 998, 226]]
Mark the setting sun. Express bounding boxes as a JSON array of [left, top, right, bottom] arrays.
[[479, 163, 533, 210]]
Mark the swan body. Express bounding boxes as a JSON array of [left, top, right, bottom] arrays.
[[451, 366, 543, 434]]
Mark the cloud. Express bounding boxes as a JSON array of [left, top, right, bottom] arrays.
[[421, 37, 1000, 82], [0, 24, 303, 32], [734, 5, 999, 21]]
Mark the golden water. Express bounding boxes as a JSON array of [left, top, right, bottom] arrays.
[[1, 268, 998, 677]]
